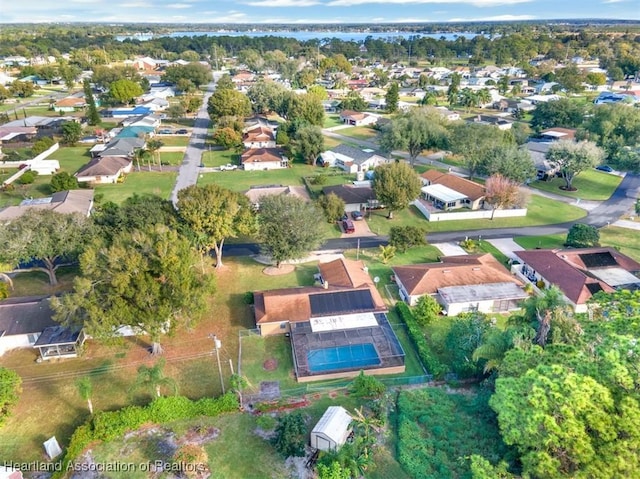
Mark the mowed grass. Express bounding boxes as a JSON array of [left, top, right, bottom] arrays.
[[0, 256, 322, 461], [337, 125, 378, 141], [200, 149, 239, 168], [514, 234, 566, 250], [366, 195, 586, 236], [323, 114, 343, 128], [198, 162, 322, 191], [158, 151, 184, 166], [94, 172, 177, 204], [156, 135, 190, 147], [599, 226, 640, 263], [529, 169, 623, 201]]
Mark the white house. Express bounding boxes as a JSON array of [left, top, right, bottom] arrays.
[[0, 296, 56, 356], [241, 148, 288, 171], [310, 407, 353, 452], [320, 144, 388, 175]]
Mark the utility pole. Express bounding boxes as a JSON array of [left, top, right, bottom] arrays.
[[210, 334, 225, 394]]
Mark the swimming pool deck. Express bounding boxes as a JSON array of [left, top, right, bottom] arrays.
[[290, 313, 406, 382]]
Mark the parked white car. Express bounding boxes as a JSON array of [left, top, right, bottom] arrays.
[[219, 164, 238, 171]]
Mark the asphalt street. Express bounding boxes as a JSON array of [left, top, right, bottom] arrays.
[[170, 80, 216, 207]]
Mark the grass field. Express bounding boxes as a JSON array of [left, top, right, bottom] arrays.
[[337, 126, 378, 141], [514, 234, 566, 250], [198, 162, 323, 191], [529, 170, 623, 201], [94, 172, 177, 204], [365, 195, 587, 236], [156, 136, 190, 147], [323, 114, 342, 128], [159, 151, 184, 166], [200, 149, 239, 168], [598, 226, 640, 263]]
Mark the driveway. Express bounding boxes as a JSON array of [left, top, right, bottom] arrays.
[[432, 242, 468, 256], [339, 218, 376, 238], [170, 80, 217, 207], [486, 238, 524, 261]]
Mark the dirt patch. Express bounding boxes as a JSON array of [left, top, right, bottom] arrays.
[[263, 358, 278, 371], [263, 265, 295, 275], [180, 425, 220, 446]]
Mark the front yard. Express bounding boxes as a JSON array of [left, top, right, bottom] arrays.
[[337, 126, 379, 141], [94, 171, 178, 204], [529, 169, 623, 201]]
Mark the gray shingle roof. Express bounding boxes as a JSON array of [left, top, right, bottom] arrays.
[[331, 144, 386, 165]]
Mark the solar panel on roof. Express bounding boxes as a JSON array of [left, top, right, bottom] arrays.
[[586, 283, 604, 294], [309, 290, 375, 316], [580, 252, 617, 268]]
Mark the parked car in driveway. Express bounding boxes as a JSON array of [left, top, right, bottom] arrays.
[[176, 129, 189, 135], [351, 211, 364, 221], [342, 219, 355, 234], [595, 165, 613, 173], [219, 164, 238, 171]]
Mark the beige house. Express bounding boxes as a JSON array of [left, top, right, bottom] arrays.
[[393, 254, 527, 315], [0, 190, 94, 222], [75, 156, 133, 184], [339, 110, 378, 126], [242, 125, 276, 149], [241, 148, 288, 171], [420, 170, 486, 211]]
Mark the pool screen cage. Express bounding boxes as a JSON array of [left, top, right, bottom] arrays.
[[290, 313, 405, 379]]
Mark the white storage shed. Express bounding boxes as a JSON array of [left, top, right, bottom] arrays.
[[310, 406, 352, 451]]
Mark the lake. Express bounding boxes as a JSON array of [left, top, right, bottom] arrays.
[[116, 30, 484, 43]]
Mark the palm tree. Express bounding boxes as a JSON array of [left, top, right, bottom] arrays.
[[132, 147, 148, 172], [477, 88, 492, 107], [131, 358, 178, 398], [522, 286, 571, 348], [76, 376, 94, 414], [146, 139, 164, 172], [472, 329, 513, 374]]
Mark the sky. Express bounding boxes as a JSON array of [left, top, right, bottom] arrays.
[[3, 0, 639, 24]]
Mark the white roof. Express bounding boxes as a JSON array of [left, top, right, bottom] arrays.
[[438, 282, 527, 305], [542, 131, 568, 138], [589, 268, 640, 287], [310, 312, 379, 332], [312, 406, 352, 444], [421, 184, 467, 202]]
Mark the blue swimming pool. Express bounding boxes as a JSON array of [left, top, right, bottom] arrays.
[[307, 343, 380, 373]]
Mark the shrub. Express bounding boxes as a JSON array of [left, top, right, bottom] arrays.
[[412, 295, 441, 327], [350, 370, 386, 398], [396, 303, 446, 378], [17, 170, 37, 184], [272, 411, 307, 457], [389, 225, 427, 253], [50, 171, 79, 193], [173, 444, 208, 479], [256, 414, 276, 430], [311, 174, 328, 185], [565, 223, 600, 248]]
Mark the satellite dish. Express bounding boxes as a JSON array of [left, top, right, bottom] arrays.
[[373, 276, 380, 284]]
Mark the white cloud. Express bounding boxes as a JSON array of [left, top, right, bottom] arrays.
[[166, 3, 193, 8], [242, 0, 320, 6], [602, 0, 624, 3], [118, 1, 151, 7], [449, 14, 535, 21], [329, 0, 530, 6]]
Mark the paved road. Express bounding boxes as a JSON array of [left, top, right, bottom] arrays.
[[3, 90, 68, 117], [170, 80, 216, 207]]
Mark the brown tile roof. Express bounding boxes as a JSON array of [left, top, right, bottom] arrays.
[[514, 249, 615, 305], [254, 258, 385, 325], [241, 148, 285, 164], [243, 126, 274, 143], [55, 97, 86, 108], [76, 156, 131, 177], [420, 170, 486, 201], [392, 253, 521, 296], [340, 110, 366, 121]]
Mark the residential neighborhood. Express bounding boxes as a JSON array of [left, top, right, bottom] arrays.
[[0, 14, 640, 479]]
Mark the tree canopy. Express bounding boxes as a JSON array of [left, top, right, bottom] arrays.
[[546, 140, 604, 190], [52, 225, 214, 355], [207, 88, 252, 123], [257, 194, 326, 267], [162, 63, 211, 88], [372, 161, 422, 218], [108, 78, 143, 105], [293, 125, 324, 165]]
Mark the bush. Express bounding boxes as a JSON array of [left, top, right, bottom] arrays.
[[389, 225, 427, 253], [52, 393, 238, 479], [565, 223, 600, 248], [272, 411, 307, 458], [396, 303, 446, 378], [17, 170, 37, 184], [256, 414, 276, 430], [350, 370, 386, 398], [411, 295, 441, 327], [50, 171, 79, 192]]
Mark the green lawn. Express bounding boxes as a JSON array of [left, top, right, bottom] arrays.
[[337, 126, 378, 141], [49, 146, 92, 174], [156, 136, 190, 147], [159, 151, 184, 166], [514, 234, 566, 250], [94, 172, 177, 204], [324, 114, 343, 128], [201, 149, 239, 168], [599, 226, 640, 263], [366, 195, 586, 236], [529, 170, 623, 201], [198, 162, 323, 191]]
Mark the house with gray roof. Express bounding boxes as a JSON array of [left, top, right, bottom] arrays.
[[525, 141, 559, 181], [93, 137, 145, 158], [320, 144, 389, 175], [0, 190, 94, 222]]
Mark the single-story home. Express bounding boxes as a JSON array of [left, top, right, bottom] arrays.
[[0, 296, 56, 356], [115, 125, 155, 140], [393, 253, 527, 314], [320, 144, 389, 174], [254, 258, 405, 381], [241, 148, 288, 171], [138, 97, 169, 112], [468, 115, 513, 130], [2, 116, 75, 136], [321, 100, 341, 112], [53, 96, 86, 113], [434, 107, 460, 121], [420, 170, 486, 211], [0, 189, 94, 222], [310, 407, 353, 451], [243, 125, 276, 149], [321, 184, 380, 212], [0, 126, 37, 145], [244, 185, 308, 209], [339, 110, 378, 126], [93, 137, 145, 158], [121, 114, 161, 129], [539, 127, 577, 142], [106, 106, 152, 118], [513, 247, 640, 313], [75, 156, 133, 184], [525, 141, 559, 180]]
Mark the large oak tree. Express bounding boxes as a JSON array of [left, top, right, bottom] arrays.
[[372, 161, 422, 219]]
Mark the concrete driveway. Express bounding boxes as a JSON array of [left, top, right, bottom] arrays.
[[432, 242, 468, 256], [486, 238, 524, 260]]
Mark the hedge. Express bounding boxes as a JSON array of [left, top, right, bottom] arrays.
[[52, 393, 239, 479], [396, 303, 447, 379]]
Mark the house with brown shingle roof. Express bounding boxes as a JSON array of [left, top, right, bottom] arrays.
[[241, 148, 288, 171], [393, 253, 527, 315], [420, 170, 486, 211], [253, 258, 405, 381], [513, 247, 640, 312], [242, 125, 276, 149], [75, 156, 133, 184]]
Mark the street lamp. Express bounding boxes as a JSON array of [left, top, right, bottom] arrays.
[[210, 334, 225, 394]]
